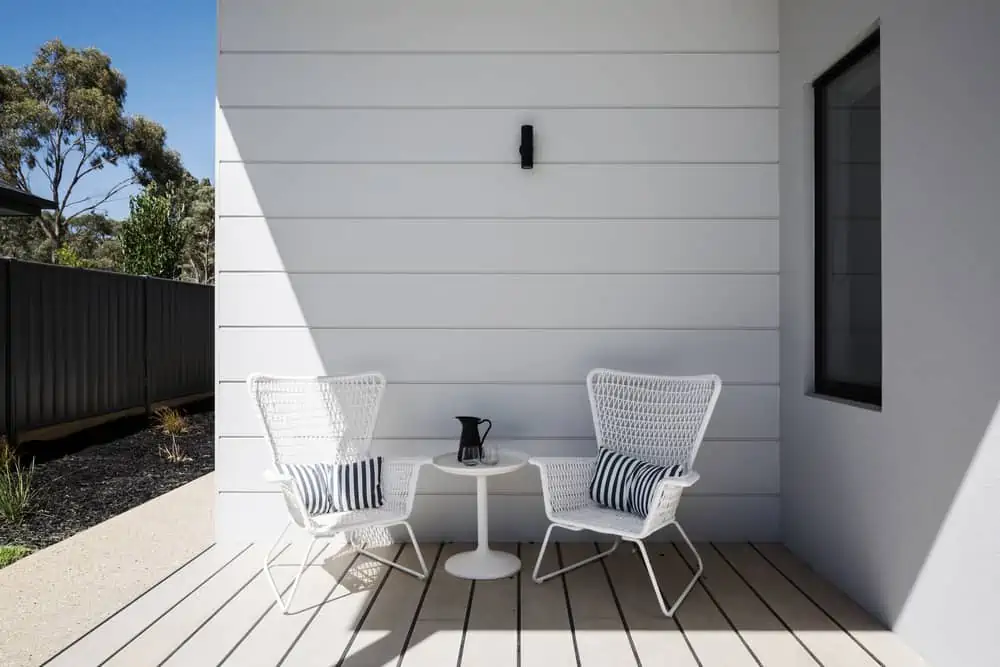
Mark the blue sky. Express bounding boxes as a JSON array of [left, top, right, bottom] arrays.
[[0, 0, 215, 219]]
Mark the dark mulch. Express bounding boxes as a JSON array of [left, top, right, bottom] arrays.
[[0, 400, 214, 551]]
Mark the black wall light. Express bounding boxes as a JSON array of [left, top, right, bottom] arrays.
[[520, 124, 534, 169]]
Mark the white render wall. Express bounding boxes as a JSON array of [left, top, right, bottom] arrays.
[[215, 0, 780, 542], [780, 1, 1000, 666]]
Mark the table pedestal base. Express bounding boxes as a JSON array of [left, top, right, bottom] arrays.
[[445, 549, 521, 580]]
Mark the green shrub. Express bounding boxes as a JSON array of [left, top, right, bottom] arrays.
[[117, 185, 188, 279], [54, 247, 102, 269], [0, 545, 32, 568]]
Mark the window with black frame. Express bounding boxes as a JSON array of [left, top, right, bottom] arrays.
[[813, 31, 882, 407]]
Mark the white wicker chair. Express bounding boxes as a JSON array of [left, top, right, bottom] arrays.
[[247, 373, 429, 614], [531, 369, 722, 617]]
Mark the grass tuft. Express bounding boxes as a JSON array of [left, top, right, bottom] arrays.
[[0, 436, 37, 525], [153, 407, 192, 463], [0, 436, 16, 469], [0, 544, 32, 568]]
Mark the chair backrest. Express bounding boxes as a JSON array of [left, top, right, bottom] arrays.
[[246, 373, 386, 469], [587, 369, 722, 470]]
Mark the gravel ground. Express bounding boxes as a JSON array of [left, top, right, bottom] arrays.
[[0, 403, 214, 551]]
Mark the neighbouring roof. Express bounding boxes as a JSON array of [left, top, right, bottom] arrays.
[[0, 180, 57, 216]]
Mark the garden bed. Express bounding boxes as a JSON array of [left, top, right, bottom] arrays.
[[0, 401, 214, 554]]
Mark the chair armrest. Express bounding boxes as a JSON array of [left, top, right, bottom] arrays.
[[381, 457, 430, 515], [658, 470, 700, 488], [641, 470, 700, 533], [384, 456, 433, 468], [530, 456, 595, 471], [263, 468, 316, 531], [263, 469, 293, 484], [382, 457, 431, 486], [531, 456, 596, 515]]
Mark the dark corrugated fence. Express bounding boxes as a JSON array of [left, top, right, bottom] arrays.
[[146, 278, 214, 404], [0, 259, 214, 442]]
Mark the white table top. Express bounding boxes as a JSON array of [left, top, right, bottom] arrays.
[[431, 450, 528, 477]]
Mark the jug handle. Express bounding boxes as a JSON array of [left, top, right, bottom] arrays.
[[479, 418, 492, 442]]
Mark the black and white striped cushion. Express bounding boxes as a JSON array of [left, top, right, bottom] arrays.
[[329, 457, 384, 512], [284, 463, 335, 515], [589, 448, 685, 518], [283, 457, 384, 515]]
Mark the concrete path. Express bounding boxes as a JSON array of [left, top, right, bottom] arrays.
[[0, 473, 214, 667]]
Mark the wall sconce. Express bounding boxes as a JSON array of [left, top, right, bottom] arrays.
[[520, 124, 534, 169]]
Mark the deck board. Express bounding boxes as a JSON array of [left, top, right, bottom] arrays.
[[518, 542, 578, 667], [41, 541, 925, 667], [559, 542, 638, 667], [716, 543, 882, 667], [163, 543, 327, 665], [340, 544, 440, 666], [654, 544, 760, 666], [459, 543, 519, 667], [678, 543, 821, 666], [752, 544, 928, 667], [279, 545, 398, 667], [401, 543, 473, 665], [600, 541, 700, 667], [103, 544, 261, 666], [219, 544, 362, 666]]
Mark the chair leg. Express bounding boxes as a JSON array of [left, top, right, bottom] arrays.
[[403, 521, 429, 578], [532, 523, 620, 584], [283, 537, 318, 614], [356, 521, 428, 580], [263, 521, 318, 615], [262, 520, 291, 611], [633, 521, 703, 618]]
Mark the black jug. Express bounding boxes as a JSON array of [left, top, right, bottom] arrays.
[[456, 416, 492, 463]]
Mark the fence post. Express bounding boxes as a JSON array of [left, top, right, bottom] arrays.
[[2, 259, 14, 446], [142, 276, 152, 419]]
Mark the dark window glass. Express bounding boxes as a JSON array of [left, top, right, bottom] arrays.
[[814, 32, 881, 406]]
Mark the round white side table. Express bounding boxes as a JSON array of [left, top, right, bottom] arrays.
[[431, 450, 528, 580]]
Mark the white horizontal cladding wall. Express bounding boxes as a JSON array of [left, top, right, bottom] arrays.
[[217, 274, 778, 329], [218, 54, 778, 108], [217, 109, 779, 164], [217, 163, 779, 219], [218, 0, 779, 52], [216, 329, 780, 384], [217, 383, 779, 440], [216, 0, 780, 542], [217, 219, 778, 273]]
